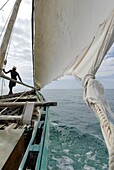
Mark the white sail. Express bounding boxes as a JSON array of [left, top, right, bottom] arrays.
[[34, 0, 114, 88], [33, 1, 114, 169], [0, 0, 114, 169]]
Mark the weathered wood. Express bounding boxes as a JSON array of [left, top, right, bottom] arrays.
[[0, 90, 36, 100], [0, 115, 22, 121], [0, 95, 37, 103], [0, 124, 5, 129], [5, 123, 17, 130], [0, 91, 27, 115], [9, 107, 21, 115], [0, 101, 57, 107], [0, 129, 24, 170], [0, 97, 37, 103], [22, 103, 34, 124], [0, 107, 8, 115], [1, 130, 25, 170], [1, 74, 40, 90], [0, 97, 18, 102]]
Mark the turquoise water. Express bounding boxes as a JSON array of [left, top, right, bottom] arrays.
[[41, 89, 114, 170]]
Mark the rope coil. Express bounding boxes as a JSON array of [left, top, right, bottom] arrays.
[[93, 103, 114, 170]]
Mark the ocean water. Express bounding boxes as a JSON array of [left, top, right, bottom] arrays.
[[41, 89, 114, 170]]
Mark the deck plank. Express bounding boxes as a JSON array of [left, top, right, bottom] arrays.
[[22, 103, 35, 124], [0, 129, 24, 169]]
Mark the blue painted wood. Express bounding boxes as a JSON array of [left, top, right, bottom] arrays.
[[19, 107, 49, 170], [40, 107, 49, 170], [35, 107, 49, 170]]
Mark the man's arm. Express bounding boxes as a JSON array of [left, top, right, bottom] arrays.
[[17, 73, 22, 82], [3, 69, 11, 74]]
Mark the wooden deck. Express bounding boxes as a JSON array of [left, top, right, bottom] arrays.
[[0, 90, 57, 169], [0, 129, 24, 170]]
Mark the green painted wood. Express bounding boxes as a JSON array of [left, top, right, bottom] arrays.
[[19, 110, 42, 170], [40, 107, 49, 170], [35, 108, 48, 170], [19, 106, 49, 170]]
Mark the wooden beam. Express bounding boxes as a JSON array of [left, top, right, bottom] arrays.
[[5, 123, 17, 130], [0, 101, 57, 107], [1, 73, 40, 90], [0, 90, 36, 100], [0, 115, 22, 121]]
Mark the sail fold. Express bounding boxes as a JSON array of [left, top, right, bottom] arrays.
[[67, 10, 114, 84], [33, 1, 114, 168], [33, 0, 114, 88]]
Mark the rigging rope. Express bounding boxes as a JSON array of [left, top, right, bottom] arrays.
[[0, 78, 5, 96], [0, 3, 14, 68], [0, 0, 10, 10], [0, 8, 13, 39], [0, 3, 17, 95], [0, 0, 15, 58], [91, 102, 114, 170]]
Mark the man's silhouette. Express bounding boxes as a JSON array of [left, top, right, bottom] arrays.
[[3, 66, 22, 94]]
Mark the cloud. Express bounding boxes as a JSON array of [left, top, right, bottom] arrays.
[[97, 57, 114, 77], [0, 1, 33, 87], [96, 44, 114, 89], [44, 77, 82, 89], [105, 43, 114, 59], [97, 78, 114, 89]]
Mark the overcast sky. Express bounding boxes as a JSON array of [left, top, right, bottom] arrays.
[[0, 0, 33, 93], [0, 0, 114, 93]]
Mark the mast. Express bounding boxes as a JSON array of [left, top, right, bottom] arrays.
[[0, 0, 22, 76]]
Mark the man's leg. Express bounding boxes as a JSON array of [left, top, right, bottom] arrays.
[[9, 81, 13, 94], [9, 86, 13, 94]]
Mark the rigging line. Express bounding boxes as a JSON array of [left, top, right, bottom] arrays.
[[0, 3, 16, 67], [0, 78, 4, 96], [0, 0, 10, 10], [0, 6, 14, 38], [31, 0, 35, 87], [4, 2, 22, 61]]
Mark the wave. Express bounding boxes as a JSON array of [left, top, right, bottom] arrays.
[[48, 125, 108, 170]]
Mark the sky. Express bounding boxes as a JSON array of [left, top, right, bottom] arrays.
[[0, 0, 33, 93], [0, 0, 114, 94]]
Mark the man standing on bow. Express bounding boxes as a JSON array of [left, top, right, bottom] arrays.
[[3, 66, 22, 94]]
